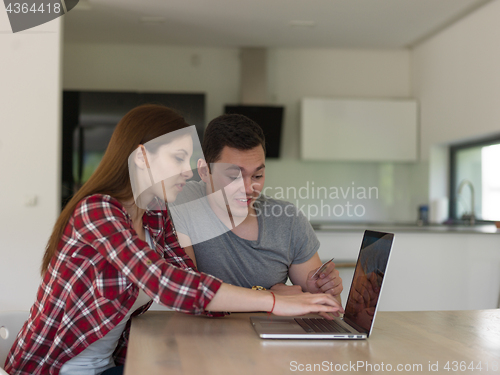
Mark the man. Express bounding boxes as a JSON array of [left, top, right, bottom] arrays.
[[171, 114, 342, 301]]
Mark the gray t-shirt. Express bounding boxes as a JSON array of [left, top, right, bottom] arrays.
[[170, 180, 319, 288]]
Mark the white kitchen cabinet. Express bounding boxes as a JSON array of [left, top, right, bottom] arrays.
[[315, 230, 500, 311], [301, 98, 418, 161]]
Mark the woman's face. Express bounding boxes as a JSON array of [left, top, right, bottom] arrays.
[[148, 134, 194, 203]]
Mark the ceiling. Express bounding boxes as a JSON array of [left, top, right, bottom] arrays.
[[63, 0, 491, 49]]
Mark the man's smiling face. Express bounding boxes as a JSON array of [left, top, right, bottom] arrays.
[[207, 145, 266, 219]]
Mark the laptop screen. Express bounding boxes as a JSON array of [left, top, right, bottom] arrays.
[[343, 230, 393, 334]]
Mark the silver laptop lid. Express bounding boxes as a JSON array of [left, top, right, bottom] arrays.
[[343, 230, 393, 337]]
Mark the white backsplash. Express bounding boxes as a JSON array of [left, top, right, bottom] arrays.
[[263, 159, 429, 223]]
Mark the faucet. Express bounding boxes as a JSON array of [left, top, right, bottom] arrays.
[[457, 179, 475, 225]]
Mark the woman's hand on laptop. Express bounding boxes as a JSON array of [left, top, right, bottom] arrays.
[[272, 292, 344, 319]]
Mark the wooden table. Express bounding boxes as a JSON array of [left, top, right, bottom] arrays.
[[124, 310, 500, 375]]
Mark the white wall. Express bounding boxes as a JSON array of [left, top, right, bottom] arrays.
[[263, 159, 429, 223], [412, 0, 500, 160], [0, 16, 62, 310]]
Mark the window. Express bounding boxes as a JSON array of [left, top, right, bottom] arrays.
[[450, 137, 500, 222]]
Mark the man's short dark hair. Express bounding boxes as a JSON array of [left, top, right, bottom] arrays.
[[202, 114, 266, 165]]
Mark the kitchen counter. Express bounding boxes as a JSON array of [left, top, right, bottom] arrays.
[[311, 222, 499, 234], [314, 226, 500, 311]]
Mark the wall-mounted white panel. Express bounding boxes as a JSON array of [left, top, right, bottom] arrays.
[[301, 98, 418, 162]]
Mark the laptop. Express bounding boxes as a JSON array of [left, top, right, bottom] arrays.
[[250, 230, 394, 339]]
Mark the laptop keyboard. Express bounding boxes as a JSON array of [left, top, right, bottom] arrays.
[[295, 318, 351, 333]]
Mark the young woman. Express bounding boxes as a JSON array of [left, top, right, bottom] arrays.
[[5, 105, 342, 375]]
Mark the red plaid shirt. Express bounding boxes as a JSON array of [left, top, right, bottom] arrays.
[[5, 194, 223, 375]]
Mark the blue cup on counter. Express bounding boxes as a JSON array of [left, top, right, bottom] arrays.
[[418, 205, 429, 225]]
